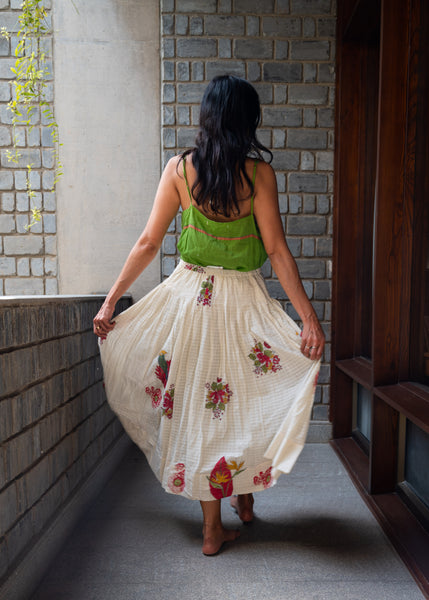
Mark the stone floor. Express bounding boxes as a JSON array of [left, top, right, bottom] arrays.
[[31, 443, 425, 600]]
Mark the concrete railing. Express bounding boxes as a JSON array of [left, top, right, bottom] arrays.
[[0, 295, 132, 600]]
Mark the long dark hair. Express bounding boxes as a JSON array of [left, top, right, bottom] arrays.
[[181, 75, 272, 217]]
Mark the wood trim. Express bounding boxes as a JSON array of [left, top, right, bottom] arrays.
[[332, 439, 429, 598], [374, 383, 429, 434], [335, 357, 372, 389], [369, 396, 399, 493], [371, 0, 412, 386]]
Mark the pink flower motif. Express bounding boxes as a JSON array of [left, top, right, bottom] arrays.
[[185, 263, 205, 273], [248, 340, 282, 377], [197, 275, 214, 306], [205, 377, 233, 420], [161, 385, 174, 419], [253, 466, 273, 489], [145, 386, 162, 408], [168, 462, 185, 494]]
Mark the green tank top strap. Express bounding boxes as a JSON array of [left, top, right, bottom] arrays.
[[250, 160, 258, 216], [182, 158, 193, 206]]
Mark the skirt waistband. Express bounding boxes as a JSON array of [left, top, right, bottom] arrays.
[[178, 259, 262, 278]]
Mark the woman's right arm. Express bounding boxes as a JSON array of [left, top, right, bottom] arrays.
[[253, 162, 325, 361], [93, 157, 181, 338]]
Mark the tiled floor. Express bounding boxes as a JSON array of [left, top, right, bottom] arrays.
[[31, 443, 425, 600]]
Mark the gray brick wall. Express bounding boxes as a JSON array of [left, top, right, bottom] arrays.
[[160, 0, 335, 421], [0, 295, 131, 585], [0, 0, 58, 295]]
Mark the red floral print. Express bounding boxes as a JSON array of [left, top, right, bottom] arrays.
[[168, 462, 185, 494], [184, 263, 205, 273], [197, 275, 214, 306], [248, 339, 282, 377], [145, 386, 162, 408], [161, 385, 174, 419], [207, 457, 246, 499], [155, 351, 171, 387], [205, 377, 233, 420], [253, 466, 273, 489]]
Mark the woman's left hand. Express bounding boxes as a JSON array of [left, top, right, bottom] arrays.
[[300, 317, 325, 361], [93, 302, 116, 340]]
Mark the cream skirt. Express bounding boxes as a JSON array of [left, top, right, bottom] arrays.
[[100, 260, 320, 501]]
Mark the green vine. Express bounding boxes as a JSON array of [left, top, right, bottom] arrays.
[[1, 0, 62, 230]]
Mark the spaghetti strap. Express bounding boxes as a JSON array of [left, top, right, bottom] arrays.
[[182, 159, 193, 207], [250, 160, 258, 215]]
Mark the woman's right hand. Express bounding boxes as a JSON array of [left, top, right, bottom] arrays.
[[93, 302, 116, 340]]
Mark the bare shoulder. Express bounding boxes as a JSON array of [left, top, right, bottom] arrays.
[[255, 160, 276, 185]]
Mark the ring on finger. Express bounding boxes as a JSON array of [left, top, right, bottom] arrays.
[[96, 326, 101, 330]]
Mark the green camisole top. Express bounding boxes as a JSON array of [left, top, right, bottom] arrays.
[[177, 160, 268, 272]]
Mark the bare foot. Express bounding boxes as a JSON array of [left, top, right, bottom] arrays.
[[230, 493, 254, 523], [202, 524, 240, 556]]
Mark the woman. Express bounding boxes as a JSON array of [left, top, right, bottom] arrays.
[[93, 75, 325, 556]]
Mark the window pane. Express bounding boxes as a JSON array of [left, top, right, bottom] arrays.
[[404, 420, 429, 510]]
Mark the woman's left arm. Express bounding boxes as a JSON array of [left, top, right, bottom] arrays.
[[93, 157, 181, 337]]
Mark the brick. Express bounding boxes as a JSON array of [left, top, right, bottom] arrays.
[[0, 82, 11, 102], [190, 17, 203, 35], [161, 0, 174, 11], [1, 148, 41, 169], [247, 62, 261, 82], [206, 61, 245, 80], [163, 105, 175, 126], [4, 278, 44, 295], [163, 83, 176, 103], [176, 0, 216, 11], [17, 257, 29, 276], [177, 61, 190, 81], [176, 15, 188, 35], [303, 17, 316, 37], [287, 215, 327, 235], [303, 107, 316, 127], [289, 173, 327, 193], [317, 17, 336, 37], [162, 127, 176, 148], [273, 129, 286, 148], [301, 151, 315, 170], [262, 17, 301, 37], [288, 195, 302, 213], [162, 256, 176, 276], [0, 58, 16, 79], [246, 16, 260, 36], [218, 39, 232, 59], [275, 40, 289, 60], [288, 85, 328, 105], [271, 151, 300, 171], [266, 280, 287, 300], [253, 83, 272, 104], [303, 63, 317, 83], [1, 192, 14, 212], [234, 39, 272, 60], [312, 404, 328, 420], [0, 126, 11, 145], [162, 14, 174, 35], [287, 130, 327, 149], [3, 235, 43, 255], [319, 63, 335, 82], [30, 257, 44, 276], [303, 195, 316, 212], [316, 150, 334, 170], [176, 106, 189, 125], [290, 0, 332, 14], [43, 191, 56, 211], [42, 148, 55, 168], [218, 0, 231, 12], [177, 127, 198, 148], [162, 39, 175, 59], [263, 62, 301, 83], [177, 38, 216, 58], [291, 40, 330, 60], [318, 107, 334, 127], [177, 83, 206, 104], [0, 214, 15, 233], [43, 213, 56, 233], [191, 62, 204, 81], [273, 85, 287, 104], [302, 238, 315, 256], [234, 0, 274, 12], [314, 280, 331, 299], [0, 257, 16, 275], [41, 126, 54, 147], [204, 16, 244, 36], [296, 259, 325, 278], [44, 235, 57, 254], [0, 171, 13, 190], [162, 61, 175, 81], [317, 195, 330, 214]]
